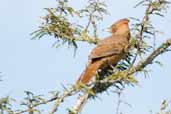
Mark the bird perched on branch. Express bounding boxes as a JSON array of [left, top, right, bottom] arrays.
[[77, 18, 130, 84]]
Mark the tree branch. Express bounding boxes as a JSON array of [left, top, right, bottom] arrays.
[[129, 38, 171, 75]]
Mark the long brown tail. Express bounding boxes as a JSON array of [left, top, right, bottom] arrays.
[[77, 60, 102, 84]]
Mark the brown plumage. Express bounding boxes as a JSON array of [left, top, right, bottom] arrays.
[[77, 19, 130, 84]]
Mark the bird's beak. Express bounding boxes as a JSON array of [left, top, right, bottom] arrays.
[[106, 27, 112, 33]]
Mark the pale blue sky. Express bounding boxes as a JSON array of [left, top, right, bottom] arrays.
[[0, 0, 171, 114]]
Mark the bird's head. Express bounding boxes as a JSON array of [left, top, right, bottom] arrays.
[[108, 18, 129, 35]]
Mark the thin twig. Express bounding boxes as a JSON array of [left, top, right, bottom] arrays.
[[48, 87, 76, 114]]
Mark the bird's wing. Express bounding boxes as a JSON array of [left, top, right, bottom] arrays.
[[89, 37, 124, 60]]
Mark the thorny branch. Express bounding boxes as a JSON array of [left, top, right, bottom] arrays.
[[129, 39, 171, 75], [1, 0, 171, 114]]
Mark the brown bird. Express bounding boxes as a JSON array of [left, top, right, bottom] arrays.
[[77, 18, 130, 84]]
